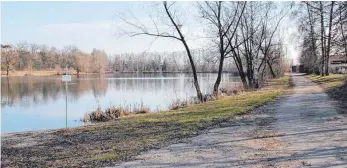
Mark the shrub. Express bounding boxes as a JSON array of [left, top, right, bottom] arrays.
[[104, 107, 122, 119], [82, 106, 107, 122]]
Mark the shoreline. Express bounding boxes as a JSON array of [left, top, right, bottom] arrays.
[[1, 71, 239, 77], [1, 71, 100, 77], [1, 75, 291, 167]]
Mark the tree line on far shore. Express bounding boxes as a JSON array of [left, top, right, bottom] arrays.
[[1, 43, 239, 76], [1, 44, 108, 75]]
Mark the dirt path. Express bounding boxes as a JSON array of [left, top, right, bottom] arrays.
[[112, 74, 347, 168]]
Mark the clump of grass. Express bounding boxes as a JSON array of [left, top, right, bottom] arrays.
[[219, 83, 245, 96], [168, 94, 217, 110], [82, 103, 151, 122], [168, 99, 190, 110], [133, 102, 151, 114], [104, 107, 124, 118], [82, 106, 107, 122]]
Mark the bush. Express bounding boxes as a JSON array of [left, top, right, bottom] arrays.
[[82, 106, 107, 122], [104, 107, 122, 119]]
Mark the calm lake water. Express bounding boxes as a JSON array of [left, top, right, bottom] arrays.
[[1, 73, 240, 133]]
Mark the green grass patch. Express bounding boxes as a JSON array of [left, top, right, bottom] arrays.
[[307, 74, 346, 88], [89, 153, 118, 161], [307, 74, 347, 108]]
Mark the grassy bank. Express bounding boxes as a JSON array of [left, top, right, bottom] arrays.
[[308, 74, 347, 107], [1, 76, 290, 168]]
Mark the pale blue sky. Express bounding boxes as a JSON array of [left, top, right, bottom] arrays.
[[1, 1, 203, 54], [2, 2, 121, 40], [1, 1, 299, 63]]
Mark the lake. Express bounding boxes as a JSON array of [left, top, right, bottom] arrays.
[[1, 73, 240, 133]]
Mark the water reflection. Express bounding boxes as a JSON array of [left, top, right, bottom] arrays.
[[1, 73, 239, 133]]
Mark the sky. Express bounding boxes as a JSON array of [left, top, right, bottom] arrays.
[[1, 1, 300, 64]]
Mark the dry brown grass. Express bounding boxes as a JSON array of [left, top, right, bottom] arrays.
[[168, 95, 213, 110], [82, 103, 151, 122], [133, 102, 151, 114], [219, 82, 246, 96]]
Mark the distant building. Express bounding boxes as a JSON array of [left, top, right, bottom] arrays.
[[292, 65, 305, 73], [330, 55, 347, 74]]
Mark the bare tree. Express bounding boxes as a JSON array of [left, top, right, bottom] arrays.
[[1, 45, 18, 76], [338, 2, 347, 59], [325, 1, 335, 75], [220, 2, 290, 89], [16, 42, 30, 71], [198, 1, 246, 96], [296, 2, 324, 74], [306, 2, 319, 73], [236, 2, 271, 89], [29, 44, 39, 73], [120, 1, 203, 101], [259, 3, 292, 78], [91, 49, 108, 74], [301, 2, 338, 76]]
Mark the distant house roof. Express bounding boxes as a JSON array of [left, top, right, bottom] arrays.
[[330, 55, 347, 64]]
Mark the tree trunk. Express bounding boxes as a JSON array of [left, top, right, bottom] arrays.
[[213, 56, 224, 97], [5, 55, 9, 76], [259, 58, 267, 82], [6, 66, 9, 76], [77, 69, 80, 78], [320, 2, 326, 76], [213, 2, 224, 97], [246, 61, 253, 88], [163, 2, 203, 101], [267, 60, 276, 78], [307, 3, 318, 71], [325, 2, 334, 76], [233, 56, 248, 89], [184, 41, 203, 101], [339, 3, 347, 60]]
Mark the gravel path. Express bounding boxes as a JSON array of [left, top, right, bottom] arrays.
[[111, 74, 347, 168]]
